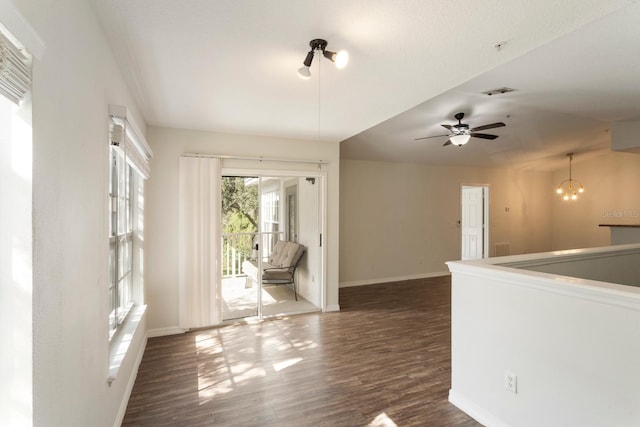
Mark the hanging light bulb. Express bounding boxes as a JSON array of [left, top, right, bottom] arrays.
[[297, 49, 314, 80], [297, 65, 311, 80], [334, 50, 349, 69]]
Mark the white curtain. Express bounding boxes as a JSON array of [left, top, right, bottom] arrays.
[[178, 156, 222, 328]]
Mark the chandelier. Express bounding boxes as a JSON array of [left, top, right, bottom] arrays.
[[556, 153, 584, 201]]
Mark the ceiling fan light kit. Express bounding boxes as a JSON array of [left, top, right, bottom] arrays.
[[414, 112, 505, 147], [556, 153, 584, 201], [297, 39, 348, 80], [450, 134, 471, 146]]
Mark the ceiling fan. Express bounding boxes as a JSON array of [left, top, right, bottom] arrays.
[[414, 112, 506, 146]]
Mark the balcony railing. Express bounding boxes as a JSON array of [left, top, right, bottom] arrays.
[[222, 231, 284, 278]]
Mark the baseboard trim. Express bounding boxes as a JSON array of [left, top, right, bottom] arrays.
[[448, 389, 509, 427], [325, 304, 340, 312], [339, 271, 450, 288], [113, 333, 147, 427], [147, 326, 187, 338]]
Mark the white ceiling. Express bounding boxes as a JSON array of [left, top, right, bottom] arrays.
[[91, 0, 640, 170]]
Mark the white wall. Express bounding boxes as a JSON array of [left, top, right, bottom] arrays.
[[7, 0, 149, 425], [611, 120, 640, 153], [145, 126, 340, 333], [551, 151, 640, 250], [448, 247, 640, 427], [339, 159, 553, 286]]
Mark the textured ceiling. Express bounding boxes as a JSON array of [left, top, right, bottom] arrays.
[[341, 3, 640, 171], [91, 0, 640, 169]]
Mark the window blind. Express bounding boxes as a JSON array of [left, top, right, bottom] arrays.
[[109, 105, 153, 179], [0, 31, 31, 105]]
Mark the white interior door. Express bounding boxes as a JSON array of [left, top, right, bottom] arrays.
[[461, 186, 488, 260]]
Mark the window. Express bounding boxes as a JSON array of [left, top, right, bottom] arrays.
[[109, 146, 138, 335], [261, 189, 280, 253], [108, 105, 152, 339], [1, 20, 35, 421]]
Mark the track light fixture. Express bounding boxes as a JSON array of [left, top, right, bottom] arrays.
[[297, 38, 348, 80]]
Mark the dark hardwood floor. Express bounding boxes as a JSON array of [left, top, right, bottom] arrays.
[[122, 277, 481, 426]]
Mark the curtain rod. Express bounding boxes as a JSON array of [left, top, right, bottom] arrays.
[[181, 153, 329, 165]]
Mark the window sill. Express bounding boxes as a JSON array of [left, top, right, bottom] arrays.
[[108, 304, 146, 385]]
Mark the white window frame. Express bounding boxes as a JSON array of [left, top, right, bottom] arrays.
[[107, 106, 152, 383], [261, 187, 281, 254], [109, 146, 137, 337], [107, 106, 152, 340]]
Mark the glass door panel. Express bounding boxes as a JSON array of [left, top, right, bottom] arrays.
[[259, 176, 320, 317], [221, 176, 259, 320]]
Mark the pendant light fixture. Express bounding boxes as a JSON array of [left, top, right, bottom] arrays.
[[297, 38, 348, 80], [556, 153, 584, 201]]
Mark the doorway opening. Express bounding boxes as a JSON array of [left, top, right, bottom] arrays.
[[461, 185, 489, 260], [221, 174, 323, 320]]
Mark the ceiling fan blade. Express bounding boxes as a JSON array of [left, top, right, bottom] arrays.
[[441, 124, 453, 131], [443, 140, 452, 146], [414, 134, 450, 141], [470, 122, 505, 132], [471, 133, 499, 140]]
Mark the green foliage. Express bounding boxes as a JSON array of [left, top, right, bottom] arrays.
[[223, 211, 252, 233], [222, 177, 258, 233]]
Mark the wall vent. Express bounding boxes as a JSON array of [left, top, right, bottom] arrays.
[[495, 243, 510, 257], [482, 87, 517, 96]]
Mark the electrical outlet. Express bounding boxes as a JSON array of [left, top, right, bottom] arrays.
[[504, 371, 517, 394]]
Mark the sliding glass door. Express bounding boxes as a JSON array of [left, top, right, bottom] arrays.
[[221, 173, 323, 321]]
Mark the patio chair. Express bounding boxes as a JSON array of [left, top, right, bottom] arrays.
[[242, 240, 306, 300]]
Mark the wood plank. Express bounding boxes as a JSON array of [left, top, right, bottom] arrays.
[[122, 276, 481, 426]]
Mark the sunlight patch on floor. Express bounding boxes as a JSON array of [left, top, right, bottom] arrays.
[[192, 301, 321, 406], [198, 378, 234, 399], [368, 412, 398, 427], [198, 361, 266, 400], [273, 357, 302, 372]]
